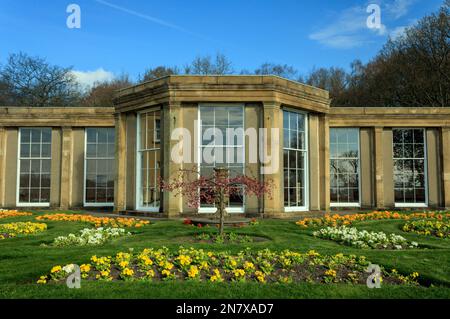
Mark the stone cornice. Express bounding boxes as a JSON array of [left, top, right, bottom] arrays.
[[0, 107, 115, 127], [329, 107, 450, 127], [113, 75, 331, 114]]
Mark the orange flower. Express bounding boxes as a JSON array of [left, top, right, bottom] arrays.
[[36, 213, 150, 228]]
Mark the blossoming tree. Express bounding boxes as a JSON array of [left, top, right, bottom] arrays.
[[160, 167, 272, 236]]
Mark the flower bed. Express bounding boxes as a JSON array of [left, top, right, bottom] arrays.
[[296, 211, 450, 228], [194, 232, 256, 244], [403, 220, 450, 238], [47, 227, 131, 247], [0, 209, 32, 219], [0, 222, 47, 239], [37, 247, 420, 286], [36, 214, 150, 228], [313, 226, 419, 249]]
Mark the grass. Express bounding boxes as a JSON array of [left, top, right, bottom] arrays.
[[0, 210, 449, 299]]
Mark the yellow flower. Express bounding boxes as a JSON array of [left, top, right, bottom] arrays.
[[121, 268, 134, 277], [51, 266, 62, 273], [37, 276, 47, 284], [255, 271, 266, 283], [80, 264, 91, 273], [233, 269, 245, 278], [187, 266, 200, 279], [177, 255, 192, 267], [325, 269, 337, 277], [119, 261, 129, 268], [243, 261, 255, 271]]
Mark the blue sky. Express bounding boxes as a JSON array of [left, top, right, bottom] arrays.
[[0, 0, 443, 85]]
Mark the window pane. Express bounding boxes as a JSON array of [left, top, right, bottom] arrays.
[[18, 128, 52, 205], [393, 129, 427, 205], [42, 129, 52, 143], [283, 110, 307, 208], [84, 128, 115, 205], [138, 111, 162, 209], [329, 128, 360, 205]]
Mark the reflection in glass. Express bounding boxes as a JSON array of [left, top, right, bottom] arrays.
[[18, 128, 52, 204], [199, 105, 244, 210], [85, 128, 115, 204], [138, 111, 161, 209], [393, 129, 426, 204], [329, 128, 360, 205], [283, 110, 307, 208]]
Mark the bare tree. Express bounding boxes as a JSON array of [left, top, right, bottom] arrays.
[[0, 52, 82, 107], [337, 2, 449, 107], [184, 53, 233, 75], [305, 67, 348, 101], [81, 74, 133, 107], [254, 63, 298, 80], [140, 66, 180, 82]]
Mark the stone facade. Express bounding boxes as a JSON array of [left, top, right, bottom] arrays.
[[1, 76, 450, 217]]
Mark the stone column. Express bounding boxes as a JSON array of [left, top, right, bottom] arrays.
[[162, 101, 183, 217], [0, 127, 6, 207], [309, 114, 320, 211], [60, 127, 73, 209], [114, 113, 127, 213], [319, 115, 330, 211], [442, 128, 450, 208], [262, 102, 283, 217], [374, 126, 385, 209]]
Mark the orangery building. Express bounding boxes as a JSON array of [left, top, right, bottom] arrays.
[[0, 75, 450, 218]]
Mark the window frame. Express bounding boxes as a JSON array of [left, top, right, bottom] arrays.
[[283, 108, 309, 213], [329, 127, 361, 208], [136, 108, 162, 212], [16, 127, 52, 207], [83, 127, 115, 207], [197, 103, 246, 214], [392, 128, 428, 208]]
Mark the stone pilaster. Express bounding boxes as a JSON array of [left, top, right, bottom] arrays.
[[442, 128, 450, 208], [162, 102, 183, 217], [309, 114, 320, 211], [374, 127, 385, 209], [0, 127, 6, 207], [262, 102, 283, 217], [114, 113, 127, 213], [319, 115, 330, 211], [60, 127, 73, 209]]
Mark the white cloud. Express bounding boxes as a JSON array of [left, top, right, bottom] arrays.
[[385, 0, 416, 19], [72, 68, 115, 88], [308, 0, 416, 49], [309, 5, 385, 48]]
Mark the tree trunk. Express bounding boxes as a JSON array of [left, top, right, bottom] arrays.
[[214, 167, 229, 236]]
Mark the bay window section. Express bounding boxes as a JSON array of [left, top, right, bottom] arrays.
[[283, 110, 308, 211], [199, 105, 244, 213], [393, 128, 427, 207], [18, 128, 52, 206], [85, 128, 115, 206], [330, 128, 360, 207], [137, 110, 161, 211]]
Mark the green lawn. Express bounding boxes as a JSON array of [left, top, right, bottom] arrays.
[[0, 211, 449, 299]]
